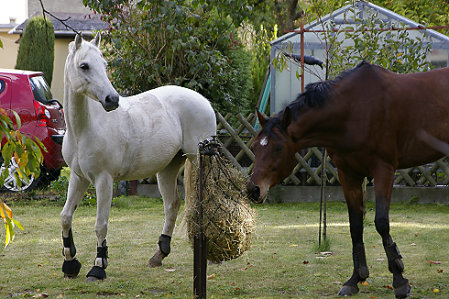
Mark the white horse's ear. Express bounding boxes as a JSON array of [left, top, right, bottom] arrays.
[[91, 32, 101, 48], [75, 34, 82, 50]]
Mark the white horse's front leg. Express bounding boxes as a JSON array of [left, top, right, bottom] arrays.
[[86, 173, 113, 281], [148, 153, 184, 267], [61, 172, 90, 278]]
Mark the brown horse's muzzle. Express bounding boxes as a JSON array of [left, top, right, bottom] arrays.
[[246, 180, 264, 203]]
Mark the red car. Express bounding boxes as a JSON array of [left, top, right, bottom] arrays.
[[0, 69, 66, 191]]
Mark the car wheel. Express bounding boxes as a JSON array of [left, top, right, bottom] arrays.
[[0, 157, 38, 192]]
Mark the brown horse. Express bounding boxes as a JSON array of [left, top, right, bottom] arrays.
[[247, 61, 449, 298]]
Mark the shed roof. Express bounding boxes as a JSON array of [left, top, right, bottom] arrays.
[[10, 12, 108, 38]]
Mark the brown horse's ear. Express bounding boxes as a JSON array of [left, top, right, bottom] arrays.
[[281, 106, 292, 130], [257, 110, 269, 127]]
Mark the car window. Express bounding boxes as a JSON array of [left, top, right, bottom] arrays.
[[29, 76, 53, 105], [0, 79, 4, 94]]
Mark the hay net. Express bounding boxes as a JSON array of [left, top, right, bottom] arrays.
[[184, 146, 255, 263]]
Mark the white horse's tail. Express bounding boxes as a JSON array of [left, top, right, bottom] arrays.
[[183, 158, 195, 209], [176, 158, 195, 239]]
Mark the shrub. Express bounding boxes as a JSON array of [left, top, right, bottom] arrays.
[[15, 16, 55, 86]]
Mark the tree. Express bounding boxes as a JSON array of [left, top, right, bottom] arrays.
[[273, 0, 433, 82], [305, 0, 449, 35], [0, 109, 44, 247], [15, 16, 55, 86], [247, 0, 306, 35], [83, 0, 255, 115], [323, 6, 432, 78]]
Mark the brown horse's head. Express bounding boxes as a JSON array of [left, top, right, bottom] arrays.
[[247, 109, 296, 203]]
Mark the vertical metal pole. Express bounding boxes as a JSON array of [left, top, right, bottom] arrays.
[[319, 31, 330, 247], [193, 137, 220, 299], [321, 149, 327, 243], [300, 22, 305, 93], [318, 150, 323, 247], [194, 150, 207, 299]]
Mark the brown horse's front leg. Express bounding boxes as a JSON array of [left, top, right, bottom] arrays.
[[337, 171, 369, 296], [373, 163, 411, 298]]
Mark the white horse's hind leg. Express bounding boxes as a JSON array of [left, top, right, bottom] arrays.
[[61, 173, 90, 278], [86, 173, 114, 281], [148, 152, 185, 267]]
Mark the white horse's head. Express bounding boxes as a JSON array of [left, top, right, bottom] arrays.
[[65, 33, 120, 112]]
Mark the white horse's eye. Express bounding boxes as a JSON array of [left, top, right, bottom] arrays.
[[80, 63, 89, 71]]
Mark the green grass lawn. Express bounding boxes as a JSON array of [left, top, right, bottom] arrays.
[[1, 197, 448, 298]]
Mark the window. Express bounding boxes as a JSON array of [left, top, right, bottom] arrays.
[[0, 79, 4, 94], [29, 76, 53, 105]]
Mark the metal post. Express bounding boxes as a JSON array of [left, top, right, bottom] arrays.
[[322, 149, 327, 243], [318, 149, 327, 247], [300, 21, 305, 93], [194, 137, 221, 299], [193, 150, 207, 299]]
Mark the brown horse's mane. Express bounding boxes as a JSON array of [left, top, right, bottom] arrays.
[[287, 61, 370, 114], [261, 61, 371, 134]]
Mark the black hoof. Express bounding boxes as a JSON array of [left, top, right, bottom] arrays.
[[338, 284, 359, 296], [86, 265, 106, 282], [395, 281, 411, 298], [62, 258, 82, 278]]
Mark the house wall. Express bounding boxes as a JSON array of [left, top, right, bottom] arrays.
[[52, 38, 71, 101], [0, 30, 20, 69]]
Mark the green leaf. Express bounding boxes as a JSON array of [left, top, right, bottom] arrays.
[[11, 218, 24, 231], [11, 111, 21, 129], [2, 143, 13, 167]]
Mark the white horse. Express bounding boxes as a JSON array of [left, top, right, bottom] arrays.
[[60, 33, 216, 281]]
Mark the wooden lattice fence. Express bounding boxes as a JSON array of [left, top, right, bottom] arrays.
[[216, 112, 449, 187]]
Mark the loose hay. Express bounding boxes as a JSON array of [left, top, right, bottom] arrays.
[[184, 155, 255, 263]]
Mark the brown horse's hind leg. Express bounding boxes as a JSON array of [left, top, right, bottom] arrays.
[[373, 164, 411, 298], [337, 171, 369, 296]]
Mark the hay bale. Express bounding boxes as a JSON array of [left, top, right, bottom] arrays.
[[184, 155, 255, 263]]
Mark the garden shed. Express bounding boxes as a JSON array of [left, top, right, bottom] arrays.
[[269, 0, 449, 114]]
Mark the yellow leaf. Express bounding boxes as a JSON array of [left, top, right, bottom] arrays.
[[20, 151, 28, 168], [433, 288, 440, 293], [0, 201, 12, 219], [207, 273, 216, 280], [0, 204, 4, 219], [5, 221, 11, 247]]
